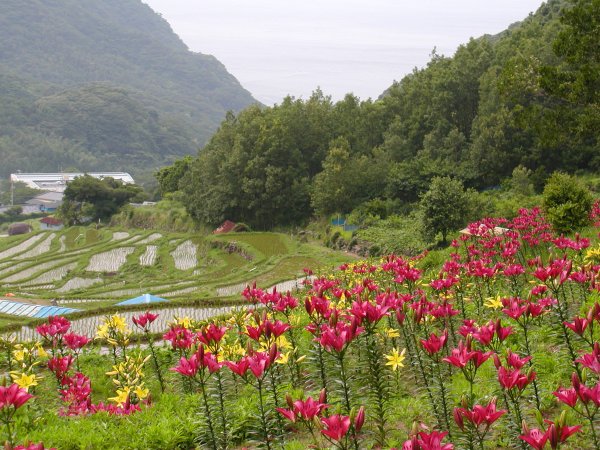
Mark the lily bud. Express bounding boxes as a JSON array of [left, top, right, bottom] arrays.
[[547, 423, 559, 450], [410, 421, 419, 436], [453, 408, 465, 431], [319, 388, 327, 405], [269, 343, 278, 364], [313, 415, 323, 430], [558, 410, 567, 428], [354, 406, 365, 432], [305, 298, 314, 315], [330, 310, 338, 327], [492, 353, 502, 369], [460, 395, 469, 409], [285, 394, 294, 409]]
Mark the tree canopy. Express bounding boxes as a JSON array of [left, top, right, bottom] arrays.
[[60, 175, 145, 224]]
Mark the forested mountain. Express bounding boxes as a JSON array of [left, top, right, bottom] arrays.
[[0, 0, 256, 177], [175, 0, 599, 229]]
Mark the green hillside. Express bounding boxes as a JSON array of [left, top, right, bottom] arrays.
[[0, 0, 257, 177]]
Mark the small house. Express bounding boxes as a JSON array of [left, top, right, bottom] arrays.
[[25, 191, 64, 213], [40, 216, 64, 230], [213, 220, 236, 234]]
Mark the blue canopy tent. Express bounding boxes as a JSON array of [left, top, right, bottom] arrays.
[[116, 293, 169, 306]]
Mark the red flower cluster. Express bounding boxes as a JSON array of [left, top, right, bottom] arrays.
[[225, 345, 279, 379], [276, 391, 329, 422], [171, 345, 221, 377], [397, 430, 454, 450], [132, 311, 159, 330], [163, 325, 194, 350], [520, 420, 581, 450], [454, 399, 506, 430], [36, 316, 71, 341]]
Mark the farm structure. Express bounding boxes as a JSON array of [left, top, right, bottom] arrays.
[[10, 172, 135, 193]]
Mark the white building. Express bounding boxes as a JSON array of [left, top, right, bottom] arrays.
[[9, 172, 135, 193]]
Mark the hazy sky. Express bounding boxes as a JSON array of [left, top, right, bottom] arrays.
[[142, 0, 545, 105]]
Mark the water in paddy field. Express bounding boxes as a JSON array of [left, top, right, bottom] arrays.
[[6, 304, 237, 342]]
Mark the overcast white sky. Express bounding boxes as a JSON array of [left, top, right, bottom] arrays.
[[143, 0, 545, 105]]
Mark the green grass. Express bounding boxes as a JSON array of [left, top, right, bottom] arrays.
[[213, 232, 290, 258]]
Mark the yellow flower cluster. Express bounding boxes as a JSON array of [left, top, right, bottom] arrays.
[[97, 314, 131, 347], [106, 353, 150, 406], [585, 245, 600, 265], [9, 341, 46, 392]]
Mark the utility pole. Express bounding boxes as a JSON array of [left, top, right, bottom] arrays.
[[10, 178, 14, 206]]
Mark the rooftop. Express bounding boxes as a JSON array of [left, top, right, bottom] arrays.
[[10, 172, 135, 192]]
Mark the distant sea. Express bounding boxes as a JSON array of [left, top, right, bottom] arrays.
[[143, 0, 544, 105]]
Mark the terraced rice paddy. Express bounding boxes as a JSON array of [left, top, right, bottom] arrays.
[[2, 259, 66, 283], [137, 233, 162, 244], [139, 245, 158, 266], [21, 262, 78, 286], [58, 236, 67, 252], [0, 234, 45, 260], [86, 247, 134, 272], [15, 233, 56, 259], [0, 262, 29, 277], [57, 277, 103, 292], [0, 228, 351, 331], [171, 240, 197, 270]]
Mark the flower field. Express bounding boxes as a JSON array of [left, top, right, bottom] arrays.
[[1, 205, 600, 449]]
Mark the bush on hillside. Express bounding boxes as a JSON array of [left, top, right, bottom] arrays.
[[542, 172, 593, 233]]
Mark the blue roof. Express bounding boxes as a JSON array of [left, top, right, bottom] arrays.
[[116, 293, 169, 306], [34, 305, 80, 318], [0, 300, 79, 318]]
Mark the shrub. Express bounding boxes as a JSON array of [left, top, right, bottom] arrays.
[[232, 222, 251, 232], [420, 176, 471, 243], [542, 172, 593, 233]]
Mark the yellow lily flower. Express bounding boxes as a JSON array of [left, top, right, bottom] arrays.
[[385, 328, 400, 338], [484, 295, 503, 310], [13, 349, 26, 362], [134, 385, 149, 400], [11, 372, 39, 391], [110, 315, 128, 332], [385, 348, 406, 371], [276, 352, 289, 365], [109, 387, 130, 406], [35, 343, 48, 358], [176, 317, 193, 329]]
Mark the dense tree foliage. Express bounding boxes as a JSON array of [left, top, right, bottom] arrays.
[[172, 0, 598, 230], [60, 175, 145, 224], [181, 93, 392, 228], [0, 0, 256, 178], [155, 156, 193, 197]]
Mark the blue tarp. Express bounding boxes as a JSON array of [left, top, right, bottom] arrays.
[[116, 293, 169, 306], [0, 300, 79, 318], [34, 306, 79, 318]]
